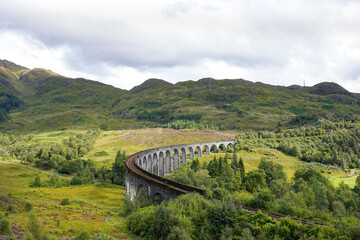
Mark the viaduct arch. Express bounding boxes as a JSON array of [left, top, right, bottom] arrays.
[[125, 140, 236, 201]]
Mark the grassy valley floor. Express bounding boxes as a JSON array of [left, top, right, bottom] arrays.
[[1, 128, 358, 239]]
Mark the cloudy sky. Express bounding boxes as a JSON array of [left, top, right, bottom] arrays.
[[0, 0, 360, 92]]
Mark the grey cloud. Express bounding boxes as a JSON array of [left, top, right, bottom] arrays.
[[0, 0, 360, 91]]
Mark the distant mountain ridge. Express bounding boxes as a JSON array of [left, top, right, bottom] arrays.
[[0, 59, 359, 133]]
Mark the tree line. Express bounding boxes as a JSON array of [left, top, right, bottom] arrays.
[[0, 130, 128, 187], [236, 119, 360, 169]]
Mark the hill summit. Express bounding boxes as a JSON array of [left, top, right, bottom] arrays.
[[309, 82, 350, 95], [130, 78, 173, 93]]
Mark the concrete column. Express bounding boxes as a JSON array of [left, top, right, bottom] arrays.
[[189, 147, 195, 159], [174, 150, 180, 170], [159, 152, 164, 176], [143, 157, 147, 170], [125, 173, 130, 197], [130, 178, 135, 201], [147, 155, 152, 172], [181, 148, 187, 164], [197, 146, 202, 157], [206, 145, 210, 154], [165, 151, 171, 174], [170, 151, 174, 172], [153, 154, 158, 175]]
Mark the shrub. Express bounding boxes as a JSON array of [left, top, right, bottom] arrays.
[[70, 176, 82, 185], [74, 231, 90, 240], [25, 202, 33, 212], [27, 212, 43, 240], [91, 233, 115, 240], [32, 175, 41, 187], [0, 218, 10, 234], [94, 151, 109, 157], [7, 204, 14, 212], [60, 198, 70, 206]]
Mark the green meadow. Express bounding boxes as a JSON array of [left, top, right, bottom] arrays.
[[329, 177, 357, 188], [0, 162, 129, 239]]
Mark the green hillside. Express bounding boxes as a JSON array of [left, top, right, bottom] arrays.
[[112, 78, 360, 130], [0, 60, 142, 133], [1, 59, 360, 133]]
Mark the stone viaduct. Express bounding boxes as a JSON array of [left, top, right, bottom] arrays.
[[125, 140, 330, 227], [125, 140, 236, 201]]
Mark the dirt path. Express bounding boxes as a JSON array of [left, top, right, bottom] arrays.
[[1, 161, 71, 179], [350, 169, 357, 177]]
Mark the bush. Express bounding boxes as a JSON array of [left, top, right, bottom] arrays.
[[70, 176, 82, 185], [0, 218, 10, 234], [25, 202, 33, 212], [94, 151, 109, 157], [27, 212, 43, 239], [60, 198, 70, 206], [74, 231, 90, 240], [7, 204, 14, 212], [91, 233, 115, 240], [31, 175, 41, 187]]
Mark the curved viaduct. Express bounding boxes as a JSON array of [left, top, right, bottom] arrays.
[[125, 139, 329, 227], [125, 140, 236, 201]]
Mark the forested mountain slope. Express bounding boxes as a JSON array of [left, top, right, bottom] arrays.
[[112, 78, 360, 130], [1, 59, 360, 132], [0, 60, 130, 132]]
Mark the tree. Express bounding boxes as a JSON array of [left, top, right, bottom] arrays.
[[190, 158, 200, 172], [239, 157, 245, 181], [27, 212, 43, 240], [112, 150, 127, 186], [258, 158, 287, 185], [231, 151, 238, 170], [354, 175, 360, 195], [332, 201, 346, 218], [254, 188, 275, 210], [244, 169, 267, 193], [208, 157, 219, 178], [238, 228, 254, 240], [33, 175, 41, 187], [270, 179, 287, 198], [291, 145, 302, 158]]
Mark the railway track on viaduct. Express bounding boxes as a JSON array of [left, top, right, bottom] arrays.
[[125, 141, 328, 227]]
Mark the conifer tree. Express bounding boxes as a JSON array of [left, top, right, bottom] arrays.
[[112, 150, 127, 186], [239, 157, 245, 181], [33, 175, 41, 187], [231, 151, 238, 170]]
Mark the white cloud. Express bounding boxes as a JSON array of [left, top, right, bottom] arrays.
[[0, 0, 359, 92]]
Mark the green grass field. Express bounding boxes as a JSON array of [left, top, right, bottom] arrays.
[[197, 148, 302, 181], [0, 162, 129, 239], [328, 177, 357, 188]]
